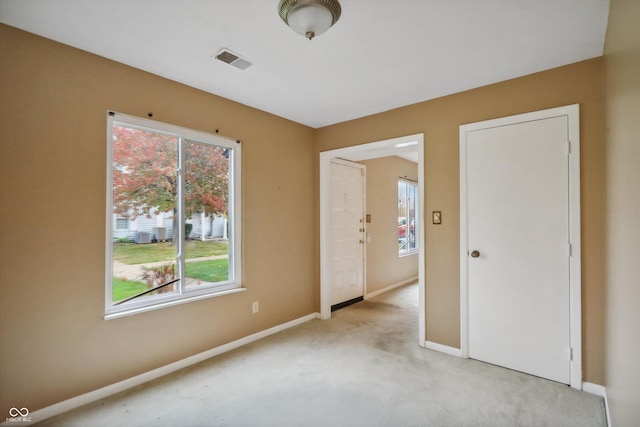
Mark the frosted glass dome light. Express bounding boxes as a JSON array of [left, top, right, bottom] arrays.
[[278, 0, 342, 40]]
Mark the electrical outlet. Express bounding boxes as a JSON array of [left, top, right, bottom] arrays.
[[252, 301, 259, 314]]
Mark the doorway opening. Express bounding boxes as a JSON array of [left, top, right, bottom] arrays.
[[319, 134, 426, 346]]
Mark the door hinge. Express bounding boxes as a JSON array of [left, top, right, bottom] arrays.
[[567, 140, 572, 155], [569, 243, 572, 257], [569, 347, 574, 361]]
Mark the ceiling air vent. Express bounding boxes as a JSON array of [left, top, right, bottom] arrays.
[[215, 49, 252, 70]]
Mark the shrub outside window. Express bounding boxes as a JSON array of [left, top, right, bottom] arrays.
[[106, 112, 242, 318]]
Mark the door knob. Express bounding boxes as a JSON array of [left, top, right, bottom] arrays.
[[470, 250, 480, 258]]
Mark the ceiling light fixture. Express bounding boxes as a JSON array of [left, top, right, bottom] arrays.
[[278, 0, 341, 40]]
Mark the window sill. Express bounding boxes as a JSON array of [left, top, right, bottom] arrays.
[[105, 287, 246, 320], [399, 251, 419, 258]]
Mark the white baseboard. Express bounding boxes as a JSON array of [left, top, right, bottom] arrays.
[[582, 382, 611, 427], [425, 340, 463, 358], [365, 277, 418, 299], [582, 381, 606, 397], [9, 313, 319, 426]]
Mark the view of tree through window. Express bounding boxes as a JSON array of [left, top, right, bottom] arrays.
[[398, 179, 419, 255], [107, 114, 240, 315]]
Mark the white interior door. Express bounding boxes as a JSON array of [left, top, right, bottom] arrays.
[[463, 114, 574, 384], [330, 159, 365, 306]]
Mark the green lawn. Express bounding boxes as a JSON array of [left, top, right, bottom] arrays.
[[113, 259, 229, 302], [113, 240, 228, 265], [185, 259, 229, 283], [112, 277, 147, 302]]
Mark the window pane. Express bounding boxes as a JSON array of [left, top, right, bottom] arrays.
[[111, 124, 179, 303], [183, 140, 230, 289], [398, 181, 407, 249], [399, 179, 418, 255], [408, 182, 418, 250], [115, 218, 129, 230]]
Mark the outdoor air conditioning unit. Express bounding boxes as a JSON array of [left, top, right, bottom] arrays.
[[134, 232, 151, 244]]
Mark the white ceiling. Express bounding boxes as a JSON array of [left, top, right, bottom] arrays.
[[0, 0, 610, 129]]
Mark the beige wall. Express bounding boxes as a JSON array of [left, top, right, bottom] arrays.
[[603, 0, 640, 424], [359, 157, 419, 294], [316, 58, 606, 384], [0, 24, 316, 414]]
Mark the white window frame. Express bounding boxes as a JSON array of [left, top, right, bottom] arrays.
[[398, 178, 419, 256], [105, 112, 243, 319]]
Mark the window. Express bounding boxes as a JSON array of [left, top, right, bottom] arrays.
[[115, 217, 129, 230], [398, 178, 419, 255], [106, 112, 242, 317]]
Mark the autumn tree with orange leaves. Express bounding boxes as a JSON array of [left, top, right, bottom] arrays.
[[112, 125, 229, 236]]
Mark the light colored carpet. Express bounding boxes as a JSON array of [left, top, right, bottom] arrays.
[[40, 284, 606, 426]]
